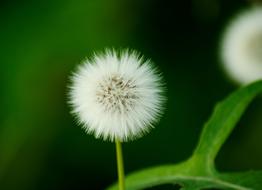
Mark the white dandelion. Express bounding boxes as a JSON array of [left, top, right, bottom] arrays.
[[221, 7, 262, 85], [69, 49, 165, 142]]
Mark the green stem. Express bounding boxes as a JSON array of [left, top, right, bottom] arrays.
[[115, 140, 125, 190]]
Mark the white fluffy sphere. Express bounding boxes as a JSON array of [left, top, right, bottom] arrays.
[[69, 49, 165, 142], [221, 7, 262, 84]]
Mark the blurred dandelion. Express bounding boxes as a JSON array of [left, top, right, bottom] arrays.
[[221, 7, 262, 84]]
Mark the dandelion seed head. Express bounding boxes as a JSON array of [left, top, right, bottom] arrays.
[[69, 49, 165, 142], [221, 7, 262, 84]]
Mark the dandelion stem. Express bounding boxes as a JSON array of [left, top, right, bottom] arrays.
[[115, 140, 125, 190]]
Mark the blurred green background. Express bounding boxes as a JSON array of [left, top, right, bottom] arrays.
[[0, 0, 262, 189]]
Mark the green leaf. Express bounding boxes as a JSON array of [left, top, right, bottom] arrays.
[[107, 80, 262, 190], [108, 164, 262, 190], [193, 80, 262, 168]]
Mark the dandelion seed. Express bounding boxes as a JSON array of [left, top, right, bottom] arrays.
[[221, 7, 262, 84]]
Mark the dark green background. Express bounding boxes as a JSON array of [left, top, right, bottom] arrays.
[[0, 0, 261, 189]]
